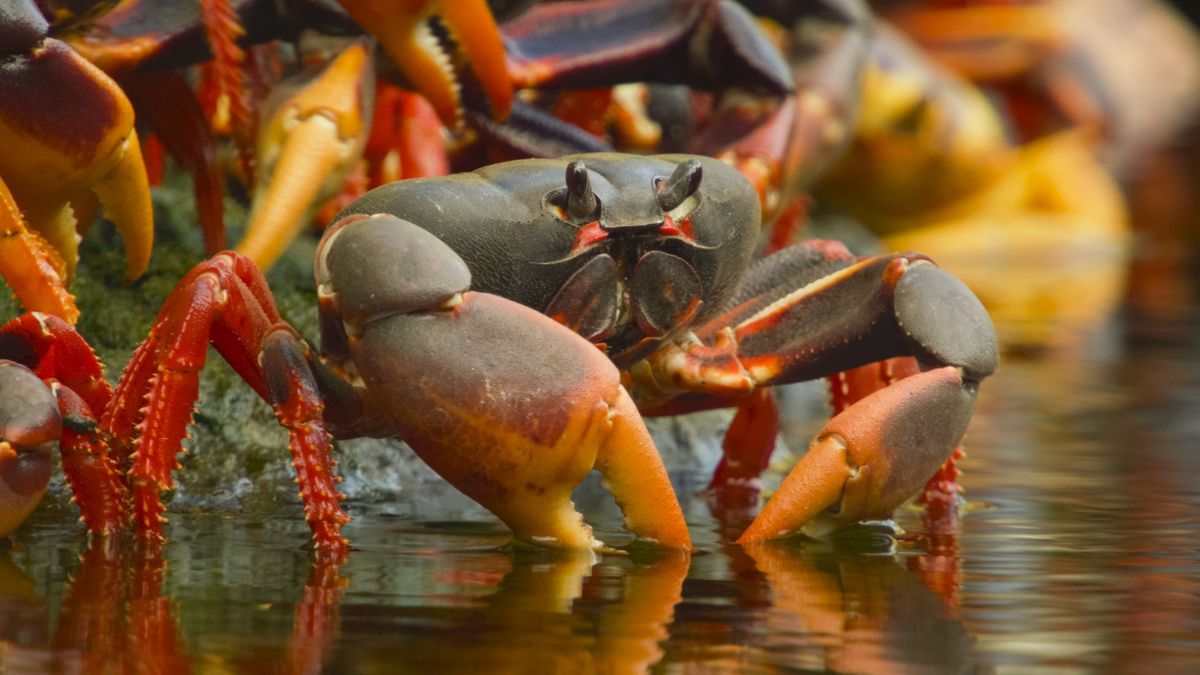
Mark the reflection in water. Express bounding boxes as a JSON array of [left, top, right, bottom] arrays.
[[326, 546, 688, 673], [0, 540, 189, 674], [2, 306, 1200, 673], [747, 542, 975, 674]]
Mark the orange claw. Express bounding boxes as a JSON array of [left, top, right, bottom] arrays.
[[0, 37, 153, 282], [337, 0, 513, 126], [236, 42, 374, 270], [739, 367, 974, 544], [0, 178, 79, 323]]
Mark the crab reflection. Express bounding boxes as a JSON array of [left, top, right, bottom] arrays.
[[0, 539, 188, 673], [0, 539, 348, 674], [741, 538, 975, 673], [0, 536, 690, 673], [331, 545, 689, 673]]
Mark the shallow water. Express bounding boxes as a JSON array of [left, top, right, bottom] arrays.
[[2, 307, 1200, 674]]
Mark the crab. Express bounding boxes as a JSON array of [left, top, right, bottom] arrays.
[[0, 0, 154, 324], [0, 153, 997, 553]]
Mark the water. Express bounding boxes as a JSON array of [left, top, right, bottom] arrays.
[[2, 303, 1198, 674]]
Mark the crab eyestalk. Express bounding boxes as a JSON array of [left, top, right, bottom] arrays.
[[565, 160, 597, 221], [656, 159, 702, 212]]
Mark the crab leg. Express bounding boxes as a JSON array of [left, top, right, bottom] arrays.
[[52, 383, 131, 536], [0, 313, 128, 535], [0, 178, 79, 323], [236, 42, 374, 270], [101, 253, 347, 552], [631, 243, 997, 542], [122, 71, 227, 254], [502, 0, 792, 97]]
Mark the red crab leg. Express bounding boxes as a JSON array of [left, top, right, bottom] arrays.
[[197, 0, 249, 136], [52, 383, 131, 536], [286, 550, 348, 673], [0, 178, 79, 323], [0, 313, 128, 535], [102, 253, 347, 552], [52, 539, 126, 668], [0, 313, 113, 421], [363, 82, 450, 187], [122, 71, 228, 254], [706, 388, 780, 492], [127, 541, 190, 675]]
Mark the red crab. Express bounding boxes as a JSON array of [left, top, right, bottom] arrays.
[[0, 153, 998, 552]]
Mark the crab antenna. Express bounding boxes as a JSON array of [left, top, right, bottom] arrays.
[[565, 160, 597, 221], [658, 159, 702, 212]]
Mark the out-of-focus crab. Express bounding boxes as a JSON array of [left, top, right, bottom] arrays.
[[811, 10, 1131, 348], [871, 0, 1118, 142], [2, 0, 508, 320], [40, 0, 513, 265], [0, 0, 154, 324], [59, 0, 868, 271], [0, 153, 997, 552]]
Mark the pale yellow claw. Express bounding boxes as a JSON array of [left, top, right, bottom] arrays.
[[237, 43, 373, 270], [92, 131, 155, 280]]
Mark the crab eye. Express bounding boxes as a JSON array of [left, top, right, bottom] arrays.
[[548, 160, 601, 224], [656, 160, 702, 222]]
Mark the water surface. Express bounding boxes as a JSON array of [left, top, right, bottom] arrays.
[[2, 309, 1199, 674]]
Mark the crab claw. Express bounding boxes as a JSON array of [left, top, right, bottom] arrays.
[[316, 214, 690, 549], [236, 42, 374, 270], [337, 0, 513, 126], [0, 361, 60, 538], [0, 14, 153, 282], [502, 0, 793, 97], [738, 366, 977, 544]]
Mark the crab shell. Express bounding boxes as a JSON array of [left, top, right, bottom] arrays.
[[334, 153, 760, 367]]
